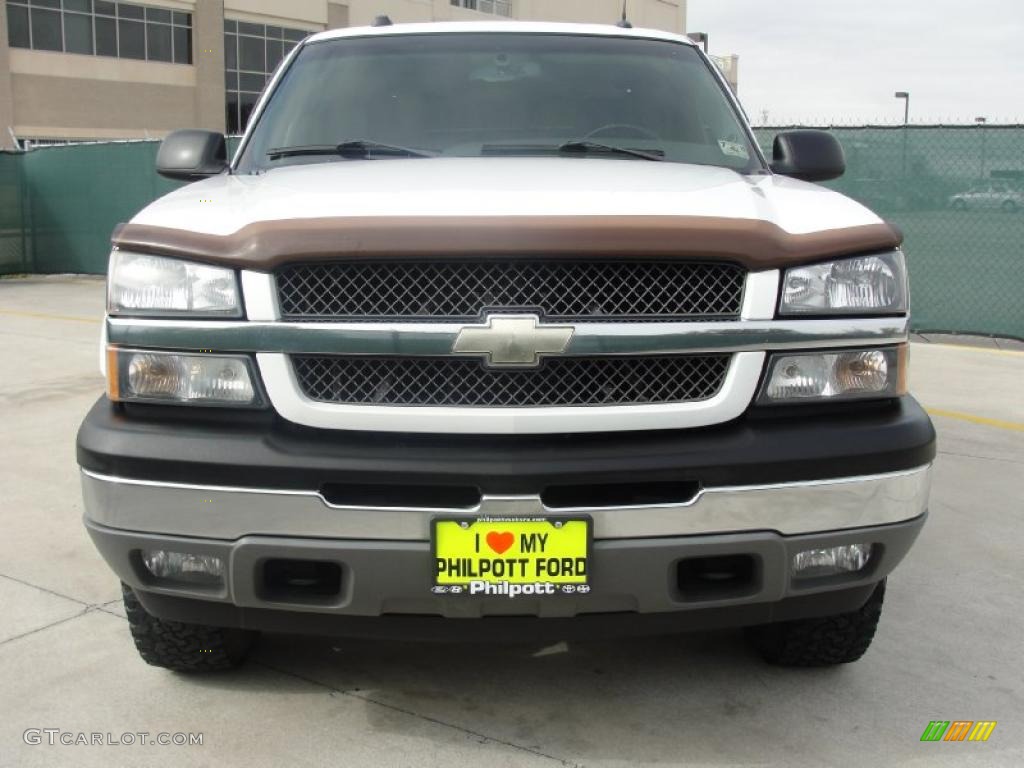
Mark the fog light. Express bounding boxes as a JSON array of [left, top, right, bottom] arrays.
[[792, 544, 872, 578], [141, 549, 224, 586]]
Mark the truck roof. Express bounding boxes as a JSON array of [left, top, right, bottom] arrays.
[[308, 20, 696, 48]]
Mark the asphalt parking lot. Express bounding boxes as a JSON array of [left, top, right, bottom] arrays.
[[1, 275, 1022, 768]]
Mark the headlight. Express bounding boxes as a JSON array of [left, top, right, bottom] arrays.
[[780, 251, 907, 315], [758, 346, 906, 404], [107, 348, 263, 407], [107, 251, 241, 317]]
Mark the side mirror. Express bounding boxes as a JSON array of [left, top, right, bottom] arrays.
[[156, 130, 228, 181], [770, 130, 845, 182]]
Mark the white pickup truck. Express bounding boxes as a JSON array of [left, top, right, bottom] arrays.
[[77, 20, 934, 671]]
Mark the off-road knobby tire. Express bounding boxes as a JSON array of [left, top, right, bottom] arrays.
[[122, 583, 256, 672], [748, 581, 886, 667]]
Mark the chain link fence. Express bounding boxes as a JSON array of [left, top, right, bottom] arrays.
[[2, 128, 1022, 339]]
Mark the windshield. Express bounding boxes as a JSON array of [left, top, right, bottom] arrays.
[[236, 33, 762, 174]]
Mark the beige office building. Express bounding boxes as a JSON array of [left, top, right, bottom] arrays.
[[0, 0, 691, 149]]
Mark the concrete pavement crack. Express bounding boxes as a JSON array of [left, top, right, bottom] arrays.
[[0, 585, 578, 764], [94, 603, 127, 619], [253, 660, 583, 767], [0, 572, 128, 648], [937, 450, 1024, 466], [0, 571, 94, 606], [0, 607, 93, 647], [0, 571, 579, 764]]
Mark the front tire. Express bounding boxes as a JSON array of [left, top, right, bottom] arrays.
[[748, 581, 885, 667], [122, 584, 257, 672]]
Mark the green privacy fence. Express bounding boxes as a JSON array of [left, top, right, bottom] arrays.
[[2, 128, 1022, 339], [1, 141, 180, 275], [755, 126, 1024, 340], [0, 152, 28, 274]]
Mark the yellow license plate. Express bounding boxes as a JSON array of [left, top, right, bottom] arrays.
[[432, 517, 591, 597]]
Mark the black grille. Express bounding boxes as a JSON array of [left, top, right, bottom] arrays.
[[292, 355, 731, 407], [276, 260, 745, 321]]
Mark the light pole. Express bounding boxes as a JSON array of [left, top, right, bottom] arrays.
[[894, 91, 910, 125], [894, 92, 909, 177], [687, 32, 709, 53], [976, 116, 988, 180]]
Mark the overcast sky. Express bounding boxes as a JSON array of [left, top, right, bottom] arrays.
[[688, 0, 1024, 126]]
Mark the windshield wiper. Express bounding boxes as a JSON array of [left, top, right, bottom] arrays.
[[267, 140, 435, 160], [481, 141, 665, 161], [557, 140, 663, 162]]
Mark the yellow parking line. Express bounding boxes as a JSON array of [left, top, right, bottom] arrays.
[[923, 343, 1024, 358], [0, 308, 98, 324], [926, 408, 1024, 433]]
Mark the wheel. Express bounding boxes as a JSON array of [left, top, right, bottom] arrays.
[[950, 199, 967, 211], [748, 581, 885, 667], [122, 583, 257, 672], [1001, 199, 1017, 213]]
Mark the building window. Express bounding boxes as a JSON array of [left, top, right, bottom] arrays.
[[450, 0, 513, 16], [224, 20, 309, 135], [6, 1, 192, 64]]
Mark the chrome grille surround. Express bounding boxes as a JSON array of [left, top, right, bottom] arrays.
[[106, 267, 909, 434], [275, 260, 746, 321]]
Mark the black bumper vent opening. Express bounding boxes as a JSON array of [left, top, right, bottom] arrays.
[[542, 480, 701, 509], [677, 555, 758, 601], [321, 482, 481, 509], [260, 559, 342, 603]]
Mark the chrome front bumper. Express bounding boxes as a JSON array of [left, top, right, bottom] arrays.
[[82, 464, 931, 541], [82, 465, 930, 620]]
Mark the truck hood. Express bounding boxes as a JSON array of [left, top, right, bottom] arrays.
[[119, 158, 900, 271], [132, 157, 881, 237]]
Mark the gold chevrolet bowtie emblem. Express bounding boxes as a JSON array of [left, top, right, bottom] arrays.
[[452, 315, 574, 367]]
